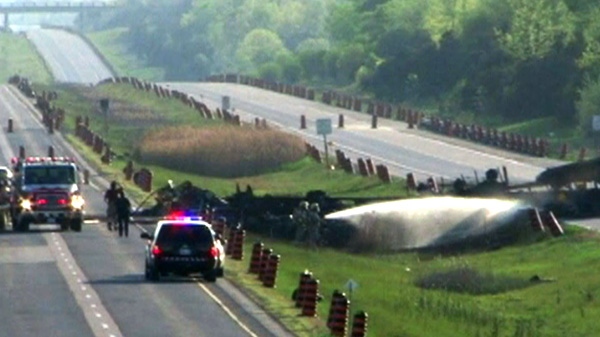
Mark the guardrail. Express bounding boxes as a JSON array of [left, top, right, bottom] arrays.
[[202, 73, 582, 160]]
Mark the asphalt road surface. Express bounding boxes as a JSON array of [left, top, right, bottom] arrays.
[[0, 85, 293, 337], [27, 28, 114, 85]]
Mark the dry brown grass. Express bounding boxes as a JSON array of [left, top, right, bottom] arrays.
[[139, 125, 306, 177]]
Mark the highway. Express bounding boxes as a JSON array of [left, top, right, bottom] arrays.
[[4, 26, 597, 337], [0, 31, 293, 337], [27, 29, 113, 84]]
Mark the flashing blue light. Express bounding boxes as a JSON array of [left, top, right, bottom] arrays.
[[163, 210, 203, 221]]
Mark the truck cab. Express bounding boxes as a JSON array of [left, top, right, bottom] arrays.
[[11, 156, 85, 232]]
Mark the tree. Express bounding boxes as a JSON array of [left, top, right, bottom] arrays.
[[576, 76, 600, 137], [236, 29, 289, 72], [578, 7, 600, 77], [496, 0, 576, 60]]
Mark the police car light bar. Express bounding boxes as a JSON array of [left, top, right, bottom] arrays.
[[163, 211, 203, 222]]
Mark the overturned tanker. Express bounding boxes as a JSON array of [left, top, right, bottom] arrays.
[[132, 180, 401, 246], [132, 180, 229, 222], [450, 158, 600, 219], [225, 185, 403, 245]]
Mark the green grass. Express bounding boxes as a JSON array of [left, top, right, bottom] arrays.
[[0, 32, 52, 84], [225, 227, 600, 337], [32, 81, 600, 337], [86, 28, 164, 81]]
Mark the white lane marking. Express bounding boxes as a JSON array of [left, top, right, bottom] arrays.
[[195, 281, 259, 337], [46, 233, 124, 337]]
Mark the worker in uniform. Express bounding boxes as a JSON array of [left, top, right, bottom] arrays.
[[292, 201, 309, 244], [115, 189, 132, 237], [104, 181, 120, 231], [472, 169, 505, 196], [306, 203, 322, 249]]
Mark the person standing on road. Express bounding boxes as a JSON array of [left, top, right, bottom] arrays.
[[104, 181, 120, 231], [115, 189, 132, 237]]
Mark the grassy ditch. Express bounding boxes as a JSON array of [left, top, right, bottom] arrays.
[[0, 32, 52, 84], [30, 82, 600, 337]]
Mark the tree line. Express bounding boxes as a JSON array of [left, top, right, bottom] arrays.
[[96, 0, 600, 137]]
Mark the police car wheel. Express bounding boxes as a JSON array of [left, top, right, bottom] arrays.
[[18, 219, 30, 232], [203, 270, 217, 282], [146, 265, 159, 282]]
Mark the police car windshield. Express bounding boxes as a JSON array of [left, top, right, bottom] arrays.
[[24, 166, 75, 185], [156, 224, 213, 248]]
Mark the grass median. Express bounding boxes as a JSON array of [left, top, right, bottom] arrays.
[[0, 32, 52, 84], [31, 81, 600, 337]]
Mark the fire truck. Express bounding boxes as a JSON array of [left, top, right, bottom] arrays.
[[10, 156, 85, 232]]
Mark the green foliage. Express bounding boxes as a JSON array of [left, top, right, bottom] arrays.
[[424, 0, 482, 43], [496, 0, 576, 60], [578, 7, 600, 77], [576, 75, 600, 137], [236, 29, 289, 72], [277, 53, 303, 83], [257, 62, 282, 82]]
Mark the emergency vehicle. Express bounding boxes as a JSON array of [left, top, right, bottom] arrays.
[[10, 156, 85, 232], [140, 213, 225, 282]]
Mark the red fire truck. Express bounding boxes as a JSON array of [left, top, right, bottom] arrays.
[[10, 156, 85, 232]]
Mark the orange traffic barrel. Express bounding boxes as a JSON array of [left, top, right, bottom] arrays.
[[301, 278, 319, 316], [258, 247, 273, 281], [248, 242, 264, 274], [351, 311, 368, 337], [262, 254, 281, 288], [327, 290, 350, 337], [231, 229, 245, 260], [294, 270, 313, 308]]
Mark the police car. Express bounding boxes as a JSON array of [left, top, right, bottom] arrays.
[[140, 213, 225, 282]]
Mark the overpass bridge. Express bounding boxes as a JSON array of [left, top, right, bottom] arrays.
[[0, 2, 119, 28]]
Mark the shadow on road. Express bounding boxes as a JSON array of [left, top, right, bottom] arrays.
[[87, 274, 212, 285]]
